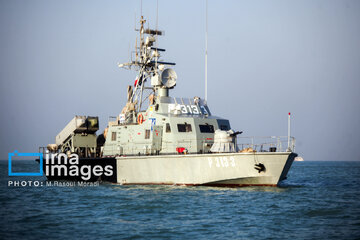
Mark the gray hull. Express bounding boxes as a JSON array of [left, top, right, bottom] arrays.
[[116, 152, 297, 187]]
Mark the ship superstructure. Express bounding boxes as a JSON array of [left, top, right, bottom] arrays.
[[102, 16, 230, 156]]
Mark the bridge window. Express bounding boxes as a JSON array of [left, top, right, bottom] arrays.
[[217, 119, 231, 131], [177, 123, 192, 132], [220, 125, 229, 131], [199, 124, 214, 133]]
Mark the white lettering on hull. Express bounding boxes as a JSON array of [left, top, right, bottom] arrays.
[[208, 156, 235, 168]]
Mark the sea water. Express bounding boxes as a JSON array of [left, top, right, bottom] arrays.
[[1, 160, 359, 239]]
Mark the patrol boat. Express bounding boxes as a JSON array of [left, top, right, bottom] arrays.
[[42, 16, 297, 187]]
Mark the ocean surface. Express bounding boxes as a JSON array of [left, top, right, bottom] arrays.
[[1, 160, 359, 239]]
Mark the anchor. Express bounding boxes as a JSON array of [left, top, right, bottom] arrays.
[[254, 163, 266, 173]]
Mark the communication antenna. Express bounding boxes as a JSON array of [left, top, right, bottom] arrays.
[[140, 0, 142, 17], [287, 112, 291, 151], [156, 0, 159, 30], [128, 43, 130, 60], [205, 0, 208, 102], [155, 0, 159, 69]]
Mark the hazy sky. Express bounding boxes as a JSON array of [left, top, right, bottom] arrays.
[[0, 0, 359, 161]]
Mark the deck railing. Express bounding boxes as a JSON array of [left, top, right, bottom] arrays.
[[236, 136, 296, 153], [39, 135, 296, 158], [109, 136, 295, 156]]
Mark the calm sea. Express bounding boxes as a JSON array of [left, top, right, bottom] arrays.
[[1, 160, 359, 239]]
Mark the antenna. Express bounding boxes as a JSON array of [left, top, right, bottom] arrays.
[[287, 112, 291, 151], [140, 0, 143, 17], [205, 0, 208, 102], [128, 42, 130, 61], [155, 0, 159, 70], [156, 0, 159, 29], [135, 37, 138, 61]]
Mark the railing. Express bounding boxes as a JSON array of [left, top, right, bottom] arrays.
[[236, 136, 296, 153], [41, 135, 296, 159], [108, 136, 295, 156]]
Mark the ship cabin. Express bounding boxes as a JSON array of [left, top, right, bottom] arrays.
[[102, 96, 231, 156]]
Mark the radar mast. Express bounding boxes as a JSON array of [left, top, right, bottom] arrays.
[[118, 16, 176, 122]]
